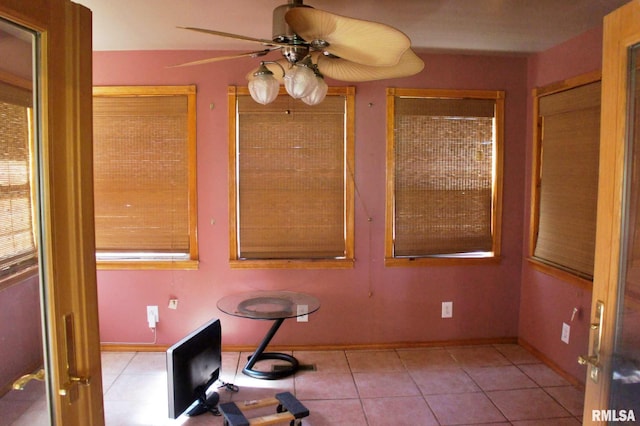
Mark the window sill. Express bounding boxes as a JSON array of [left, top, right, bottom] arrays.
[[96, 259, 199, 271], [527, 257, 592, 290], [0, 265, 39, 291], [230, 258, 355, 270], [385, 256, 501, 267]]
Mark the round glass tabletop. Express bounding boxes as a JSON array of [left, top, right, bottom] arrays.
[[217, 290, 320, 320]]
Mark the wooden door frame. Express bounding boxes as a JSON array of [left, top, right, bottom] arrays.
[[585, 0, 640, 422], [0, 1, 103, 424]]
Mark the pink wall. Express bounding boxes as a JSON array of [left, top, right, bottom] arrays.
[[94, 50, 528, 349], [0, 275, 43, 391], [520, 26, 604, 383], [0, 23, 607, 390]]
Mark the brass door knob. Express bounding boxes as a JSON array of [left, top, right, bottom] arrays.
[[578, 355, 598, 366]]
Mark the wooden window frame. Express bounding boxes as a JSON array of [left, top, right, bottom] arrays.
[[93, 85, 198, 270], [385, 88, 504, 267], [528, 71, 601, 288], [228, 86, 355, 269]]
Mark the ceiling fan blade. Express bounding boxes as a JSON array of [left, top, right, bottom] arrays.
[[170, 49, 278, 68], [316, 49, 424, 82], [285, 8, 410, 67], [178, 26, 290, 48]]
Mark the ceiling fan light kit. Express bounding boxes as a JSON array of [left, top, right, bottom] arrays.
[[177, 0, 424, 105], [301, 73, 328, 106], [247, 63, 280, 105], [283, 58, 317, 99]]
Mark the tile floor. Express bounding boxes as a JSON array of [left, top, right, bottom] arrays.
[[1, 344, 584, 425]]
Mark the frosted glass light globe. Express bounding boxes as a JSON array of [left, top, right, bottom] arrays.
[[248, 74, 279, 105], [284, 64, 317, 99], [302, 76, 328, 106]]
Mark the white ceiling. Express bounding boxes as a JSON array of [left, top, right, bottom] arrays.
[[75, 0, 630, 54]]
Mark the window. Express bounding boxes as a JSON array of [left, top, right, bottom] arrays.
[[92, 86, 198, 269], [0, 77, 37, 284], [385, 88, 504, 266], [530, 73, 601, 282], [228, 86, 355, 269]]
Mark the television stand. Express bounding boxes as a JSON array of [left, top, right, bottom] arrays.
[[187, 391, 220, 416]]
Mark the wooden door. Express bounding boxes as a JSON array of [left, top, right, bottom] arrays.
[[583, 0, 640, 423], [0, 0, 104, 424]]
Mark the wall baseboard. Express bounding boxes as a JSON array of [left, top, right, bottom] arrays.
[[101, 336, 518, 353], [101, 344, 170, 352], [518, 337, 585, 390]]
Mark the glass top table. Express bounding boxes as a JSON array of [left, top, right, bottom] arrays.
[[217, 291, 320, 379], [217, 290, 320, 320]]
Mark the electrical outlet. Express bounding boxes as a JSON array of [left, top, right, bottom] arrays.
[[297, 304, 309, 322], [168, 299, 178, 310], [561, 322, 570, 344], [147, 305, 159, 328], [442, 301, 453, 318]]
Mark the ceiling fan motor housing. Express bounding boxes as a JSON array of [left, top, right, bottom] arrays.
[[272, 0, 331, 64], [272, 0, 311, 44]]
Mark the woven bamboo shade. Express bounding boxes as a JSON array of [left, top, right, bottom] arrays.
[[93, 95, 190, 252], [236, 95, 346, 259], [534, 81, 600, 277], [0, 82, 37, 276], [393, 97, 495, 256]]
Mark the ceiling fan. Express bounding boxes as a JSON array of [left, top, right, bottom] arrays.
[[174, 0, 424, 105]]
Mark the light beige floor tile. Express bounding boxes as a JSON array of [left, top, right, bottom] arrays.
[[487, 388, 572, 421], [104, 372, 168, 403], [125, 352, 167, 374], [101, 351, 136, 376], [295, 372, 358, 400], [518, 363, 570, 387], [293, 350, 350, 374], [426, 392, 507, 425], [102, 373, 119, 394], [361, 396, 439, 426], [397, 347, 458, 370], [220, 351, 240, 384], [544, 385, 585, 416], [410, 367, 481, 394], [346, 349, 405, 372], [511, 418, 581, 425], [447, 345, 511, 367], [353, 371, 421, 398], [301, 399, 367, 426], [494, 344, 541, 365], [104, 399, 217, 426], [465, 365, 539, 391], [0, 345, 585, 425]]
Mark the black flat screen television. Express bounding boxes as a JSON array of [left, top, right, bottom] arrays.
[[166, 318, 222, 419]]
